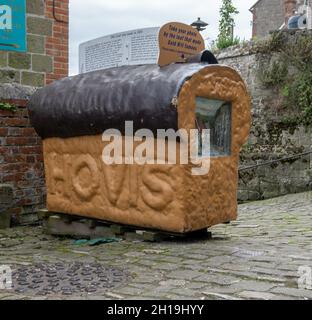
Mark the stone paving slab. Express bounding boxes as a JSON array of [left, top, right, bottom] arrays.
[[0, 191, 311, 300]]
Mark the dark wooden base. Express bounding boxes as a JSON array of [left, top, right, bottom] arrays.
[[39, 209, 212, 242]]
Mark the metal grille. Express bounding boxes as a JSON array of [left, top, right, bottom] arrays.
[[12, 262, 128, 296]]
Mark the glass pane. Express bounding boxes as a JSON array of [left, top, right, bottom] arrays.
[[195, 97, 231, 157]]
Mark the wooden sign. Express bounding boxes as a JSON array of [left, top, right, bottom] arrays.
[[158, 22, 205, 67]]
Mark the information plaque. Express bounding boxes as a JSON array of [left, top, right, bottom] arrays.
[[79, 27, 160, 74]]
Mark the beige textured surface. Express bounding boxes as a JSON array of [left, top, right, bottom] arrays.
[[178, 65, 251, 231], [43, 65, 251, 233]]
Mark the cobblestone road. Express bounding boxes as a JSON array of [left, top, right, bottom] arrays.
[[0, 192, 312, 300]]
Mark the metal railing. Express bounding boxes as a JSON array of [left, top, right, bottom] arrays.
[[239, 150, 312, 172]]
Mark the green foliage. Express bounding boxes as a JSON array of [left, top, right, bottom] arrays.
[[286, 69, 312, 126], [241, 143, 253, 153], [216, 0, 239, 49], [282, 85, 290, 97], [0, 102, 16, 112], [258, 61, 288, 88], [216, 36, 240, 50], [253, 31, 286, 54], [280, 115, 300, 127], [256, 31, 312, 127]]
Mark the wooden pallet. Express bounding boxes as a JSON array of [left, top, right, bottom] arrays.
[[38, 209, 212, 242]]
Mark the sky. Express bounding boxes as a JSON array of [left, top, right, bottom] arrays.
[[69, 0, 256, 75]]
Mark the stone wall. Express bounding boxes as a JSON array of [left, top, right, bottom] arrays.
[[0, 0, 69, 225], [216, 30, 312, 201]]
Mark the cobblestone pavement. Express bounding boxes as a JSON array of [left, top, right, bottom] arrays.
[[0, 192, 312, 300]]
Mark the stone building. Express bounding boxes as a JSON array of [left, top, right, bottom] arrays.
[[250, 0, 305, 38], [0, 0, 69, 225]]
